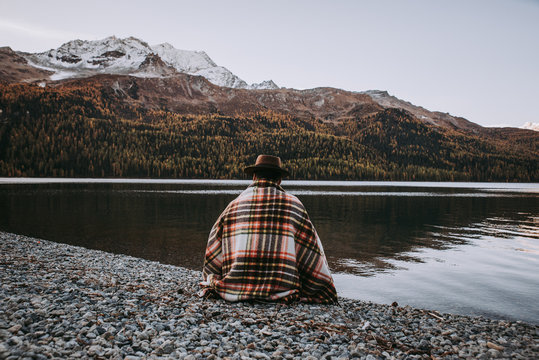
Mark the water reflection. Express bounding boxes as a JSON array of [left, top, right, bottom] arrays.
[[303, 194, 537, 275], [0, 180, 537, 322], [333, 213, 539, 322]]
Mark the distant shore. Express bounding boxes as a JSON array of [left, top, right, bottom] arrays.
[[1, 232, 537, 359]]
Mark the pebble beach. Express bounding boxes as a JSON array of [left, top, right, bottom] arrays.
[[1, 231, 537, 359]]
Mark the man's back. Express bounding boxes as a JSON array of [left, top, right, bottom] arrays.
[[202, 178, 337, 303]]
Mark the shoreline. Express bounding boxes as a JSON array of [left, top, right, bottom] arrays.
[[1, 232, 537, 359], [1, 177, 538, 190]]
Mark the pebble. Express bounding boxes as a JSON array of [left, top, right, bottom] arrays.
[[487, 341, 505, 351], [7, 325, 21, 334], [0, 231, 538, 359]]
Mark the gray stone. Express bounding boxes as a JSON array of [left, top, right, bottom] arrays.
[[160, 340, 175, 354], [87, 345, 103, 356]]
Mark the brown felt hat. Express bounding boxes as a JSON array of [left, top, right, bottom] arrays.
[[244, 155, 289, 177]]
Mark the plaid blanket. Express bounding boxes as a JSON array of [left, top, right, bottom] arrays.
[[201, 179, 338, 303]]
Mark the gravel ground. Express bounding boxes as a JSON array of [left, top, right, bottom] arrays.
[[0, 231, 537, 360]]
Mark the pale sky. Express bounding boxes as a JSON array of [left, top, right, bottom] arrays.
[[1, 0, 538, 128]]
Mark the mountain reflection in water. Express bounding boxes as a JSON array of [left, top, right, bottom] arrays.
[[0, 180, 537, 323]]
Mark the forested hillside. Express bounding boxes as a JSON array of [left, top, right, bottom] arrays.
[[0, 82, 537, 181]]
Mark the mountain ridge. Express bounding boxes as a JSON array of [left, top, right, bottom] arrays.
[[16, 36, 279, 90], [0, 80, 536, 181], [50, 72, 489, 135], [1, 36, 535, 133]]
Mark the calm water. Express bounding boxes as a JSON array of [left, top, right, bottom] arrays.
[[1, 179, 538, 323]]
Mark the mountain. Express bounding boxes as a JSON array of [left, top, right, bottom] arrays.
[[0, 79, 536, 181], [51, 74, 491, 136], [0, 36, 506, 134], [55, 74, 382, 122], [16, 36, 279, 90], [0, 36, 537, 181], [0, 35, 527, 133], [0, 47, 53, 83], [360, 90, 482, 133]]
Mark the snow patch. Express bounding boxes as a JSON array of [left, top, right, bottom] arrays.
[[152, 43, 216, 73], [194, 66, 248, 89], [521, 122, 539, 131], [361, 90, 389, 98], [50, 71, 78, 81], [314, 98, 325, 108], [248, 80, 279, 90]]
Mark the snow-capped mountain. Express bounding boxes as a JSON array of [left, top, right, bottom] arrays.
[[521, 122, 539, 131], [20, 36, 278, 89], [249, 80, 279, 90], [150, 42, 251, 88]]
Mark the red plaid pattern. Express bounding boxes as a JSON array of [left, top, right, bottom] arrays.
[[201, 179, 338, 303]]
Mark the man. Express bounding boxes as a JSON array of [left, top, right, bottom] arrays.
[[201, 155, 338, 303]]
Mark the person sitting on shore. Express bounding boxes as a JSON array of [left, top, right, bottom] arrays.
[[200, 155, 338, 303]]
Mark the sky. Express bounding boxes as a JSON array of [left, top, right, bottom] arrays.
[[1, 0, 538, 128]]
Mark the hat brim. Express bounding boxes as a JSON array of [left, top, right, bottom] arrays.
[[244, 164, 289, 177]]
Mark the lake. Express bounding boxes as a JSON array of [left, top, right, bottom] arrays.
[[1, 178, 538, 323]]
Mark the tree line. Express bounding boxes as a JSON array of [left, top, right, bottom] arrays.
[[0, 83, 536, 181]]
